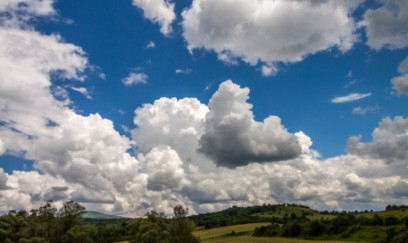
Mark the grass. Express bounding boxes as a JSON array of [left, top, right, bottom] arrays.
[[193, 223, 270, 241], [193, 222, 359, 243]]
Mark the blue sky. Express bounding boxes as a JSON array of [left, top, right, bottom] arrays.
[[44, 0, 406, 157], [0, 0, 408, 215]]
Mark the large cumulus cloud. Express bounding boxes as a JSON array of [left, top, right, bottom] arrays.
[[198, 80, 302, 168], [182, 0, 361, 67]]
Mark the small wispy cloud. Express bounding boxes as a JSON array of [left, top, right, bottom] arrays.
[[260, 64, 278, 77], [331, 92, 372, 103], [352, 105, 380, 115], [70, 87, 92, 100], [204, 82, 213, 92], [344, 70, 358, 88], [146, 41, 155, 49], [175, 69, 192, 74], [122, 71, 148, 86], [217, 51, 238, 66]]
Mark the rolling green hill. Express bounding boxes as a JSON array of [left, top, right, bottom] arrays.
[[190, 203, 338, 228], [190, 204, 408, 242]]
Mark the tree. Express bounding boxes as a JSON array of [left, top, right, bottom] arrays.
[[129, 210, 170, 243], [37, 200, 57, 239], [58, 200, 85, 234], [61, 225, 97, 243], [308, 220, 326, 237], [169, 205, 199, 243], [283, 222, 303, 237]]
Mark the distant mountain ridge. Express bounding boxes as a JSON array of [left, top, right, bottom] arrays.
[[80, 210, 123, 219]]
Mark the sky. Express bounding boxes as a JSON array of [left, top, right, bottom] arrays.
[[0, 0, 407, 216]]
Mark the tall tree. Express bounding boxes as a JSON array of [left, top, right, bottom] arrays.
[[58, 200, 85, 234], [169, 205, 199, 243]]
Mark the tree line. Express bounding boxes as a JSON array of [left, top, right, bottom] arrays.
[[0, 200, 200, 243]]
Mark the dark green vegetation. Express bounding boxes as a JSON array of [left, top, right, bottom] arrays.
[[0, 201, 199, 243], [191, 204, 408, 243], [2, 202, 408, 243]]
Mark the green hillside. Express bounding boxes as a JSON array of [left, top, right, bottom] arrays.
[[190, 203, 337, 228], [190, 204, 408, 243]]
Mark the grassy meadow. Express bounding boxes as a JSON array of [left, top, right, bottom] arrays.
[[192, 223, 359, 243]]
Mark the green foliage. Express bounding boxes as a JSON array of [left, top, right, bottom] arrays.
[[58, 200, 85, 234], [169, 205, 199, 243], [0, 200, 91, 243], [127, 205, 199, 243], [61, 225, 97, 243], [253, 224, 282, 237]]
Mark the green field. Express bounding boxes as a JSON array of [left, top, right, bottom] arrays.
[[193, 223, 359, 243], [193, 223, 270, 241]]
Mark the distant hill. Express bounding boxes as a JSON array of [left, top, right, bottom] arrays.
[[80, 210, 123, 219], [190, 203, 321, 228]]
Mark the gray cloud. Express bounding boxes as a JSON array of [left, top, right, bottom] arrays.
[[0, 168, 9, 190], [198, 80, 302, 168], [392, 57, 408, 95], [392, 76, 408, 94], [364, 0, 408, 50], [70, 188, 115, 204], [44, 187, 69, 201], [392, 180, 408, 197]]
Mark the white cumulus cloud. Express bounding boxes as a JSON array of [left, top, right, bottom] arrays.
[[182, 0, 361, 67], [122, 71, 148, 86], [132, 0, 176, 36]]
